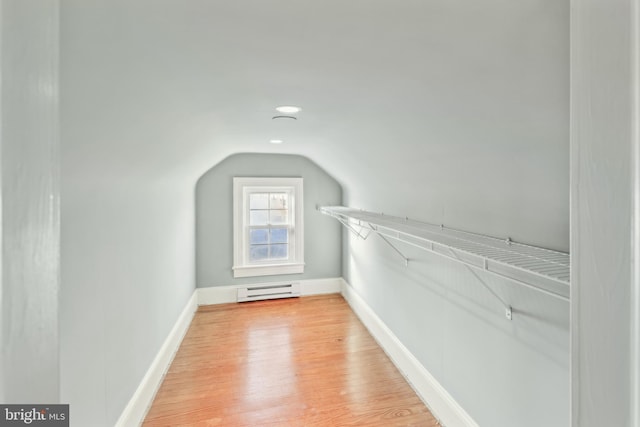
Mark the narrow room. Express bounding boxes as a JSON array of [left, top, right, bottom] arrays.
[[1, 1, 638, 427]]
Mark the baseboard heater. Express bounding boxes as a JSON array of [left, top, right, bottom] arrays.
[[237, 282, 301, 302]]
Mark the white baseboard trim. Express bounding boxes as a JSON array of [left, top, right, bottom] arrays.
[[197, 277, 342, 305], [299, 277, 343, 296], [115, 291, 198, 427], [117, 277, 342, 425], [340, 279, 479, 427], [116, 277, 473, 427]]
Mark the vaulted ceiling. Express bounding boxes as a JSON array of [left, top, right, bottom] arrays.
[[61, 0, 568, 248]]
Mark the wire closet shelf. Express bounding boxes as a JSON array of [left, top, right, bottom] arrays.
[[320, 206, 570, 304]]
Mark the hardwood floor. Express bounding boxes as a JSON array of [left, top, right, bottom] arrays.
[[143, 294, 440, 426]]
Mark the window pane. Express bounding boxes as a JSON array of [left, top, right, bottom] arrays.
[[269, 210, 288, 225], [250, 229, 268, 244], [234, 177, 303, 276], [270, 228, 288, 244], [269, 244, 288, 259], [249, 193, 269, 209], [269, 193, 288, 209], [249, 210, 268, 225], [249, 245, 269, 261]]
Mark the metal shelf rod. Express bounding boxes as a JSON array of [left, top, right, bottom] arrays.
[[320, 206, 571, 306], [376, 227, 570, 299], [350, 211, 569, 263]]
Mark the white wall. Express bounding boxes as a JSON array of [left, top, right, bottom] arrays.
[[0, 0, 61, 403], [25, 0, 640, 425], [570, 0, 640, 425], [58, 1, 572, 426], [340, 2, 571, 427], [344, 240, 569, 427], [334, 0, 569, 253], [196, 153, 342, 287], [60, 2, 197, 423], [59, 179, 195, 426]]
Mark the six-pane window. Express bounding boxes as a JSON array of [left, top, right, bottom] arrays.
[[248, 193, 290, 261], [232, 177, 304, 278]]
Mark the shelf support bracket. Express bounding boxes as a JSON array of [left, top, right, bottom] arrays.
[[336, 217, 371, 240], [369, 225, 409, 266], [448, 249, 513, 320]]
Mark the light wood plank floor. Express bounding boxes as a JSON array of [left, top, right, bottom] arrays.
[[143, 294, 439, 426]]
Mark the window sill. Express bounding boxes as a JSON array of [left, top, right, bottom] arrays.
[[232, 263, 305, 278]]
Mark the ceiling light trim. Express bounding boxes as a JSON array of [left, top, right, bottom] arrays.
[[276, 105, 302, 114]]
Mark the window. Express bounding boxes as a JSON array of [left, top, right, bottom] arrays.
[[232, 177, 304, 278]]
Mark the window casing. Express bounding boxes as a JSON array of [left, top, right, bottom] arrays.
[[232, 177, 304, 278]]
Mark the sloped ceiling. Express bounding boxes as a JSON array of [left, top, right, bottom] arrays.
[[61, 0, 568, 248]]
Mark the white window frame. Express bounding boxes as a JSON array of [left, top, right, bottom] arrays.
[[232, 177, 304, 278]]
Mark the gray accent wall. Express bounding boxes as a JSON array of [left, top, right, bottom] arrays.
[[196, 153, 342, 287]]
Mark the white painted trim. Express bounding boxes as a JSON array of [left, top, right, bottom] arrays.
[[197, 283, 238, 305], [632, 0, 640, 423], [340, 279, 479, 427], [115, 291, 198, 427], [117, 277, 471, 427], [571, 1, 638, 425], [299, 277, 343, 296], [232, 262, 304, 278], [197, 277, 343, 305], [232, 177, 304, 278]]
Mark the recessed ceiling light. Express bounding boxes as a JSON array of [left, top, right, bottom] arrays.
[[276, 105, 301, 114], [269, 139, 283, 144]]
